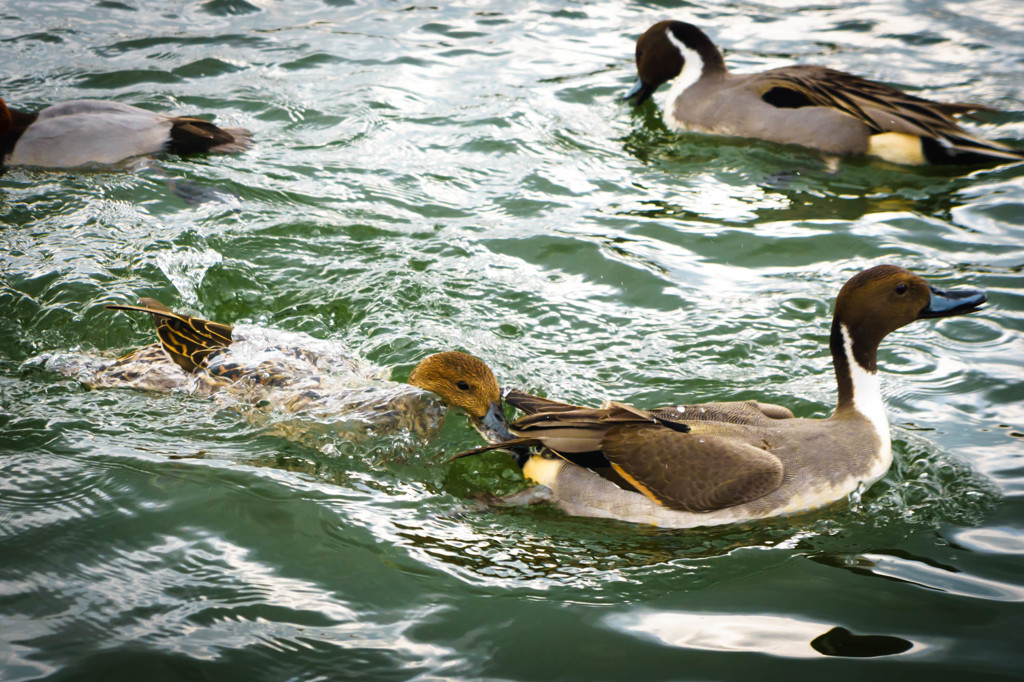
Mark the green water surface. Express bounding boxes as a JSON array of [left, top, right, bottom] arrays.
[[2, 1, 1023, 680]]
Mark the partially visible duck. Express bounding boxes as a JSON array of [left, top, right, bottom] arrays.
[[454, 265, 987, 528], [37, 298, 511, 443], [624, 21, 1024, 166], [0, 96, 252, 171]]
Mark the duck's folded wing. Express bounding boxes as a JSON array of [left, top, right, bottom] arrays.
[[509, 402, 685, 453], [766, 69, 1024, 162], [511, 408, 618, 454], [601, 424, 783, 512], [106, 298, 233, 372], [758, 66, 987, 138]]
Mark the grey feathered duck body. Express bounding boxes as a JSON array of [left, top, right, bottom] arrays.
[[455, 266, 988, 528], [626, 21, 1024, 165]]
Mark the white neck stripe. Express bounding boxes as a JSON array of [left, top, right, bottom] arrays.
[[662, 28, 705, 128], [840, 324, 890, 444]]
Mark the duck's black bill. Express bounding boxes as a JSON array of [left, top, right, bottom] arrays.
[[449, 437, 538, 465], [919, 285, 987, 318], [622, 77, 655, 105]]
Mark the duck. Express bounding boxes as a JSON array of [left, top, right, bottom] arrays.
[[0, 96, 252, 171], [452, 265, 987, 528], [36, 297, 511, 443], [624, 20, 1024, 166]]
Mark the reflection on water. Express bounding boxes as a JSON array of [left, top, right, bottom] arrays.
[[854, 552, 1024, 602], [607, 611, 919, 659], [950, 525, 1024, 555]]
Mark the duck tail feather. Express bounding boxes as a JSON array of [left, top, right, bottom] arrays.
[[106, 299, 233, 373], [168, 118, 253, 155], [923, 134, 1024, 165]]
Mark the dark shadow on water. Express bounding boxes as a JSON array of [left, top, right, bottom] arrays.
[[165, 177, 242, 207], [810, 626, 914, 657]]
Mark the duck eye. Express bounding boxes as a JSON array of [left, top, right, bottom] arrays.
[[456, 380, 470, 391], [895, 283, 908, 295]]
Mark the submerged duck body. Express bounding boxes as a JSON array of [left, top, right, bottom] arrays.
[[38, 299, 512, 443], [625, 21, 1024, 166], [455, 266, 987, 528], [0, 97, 252, 170]]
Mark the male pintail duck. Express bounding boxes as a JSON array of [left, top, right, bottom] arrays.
[[37, 298, 511, 443], [0, 96, 252, 171], [453, 265, 986, 528], [624, 21, 1024, 166]]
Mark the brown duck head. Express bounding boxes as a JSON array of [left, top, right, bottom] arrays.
[[408, 351, 513, 443], [829, 264, 986, 405], [624, 21, 725, 105]]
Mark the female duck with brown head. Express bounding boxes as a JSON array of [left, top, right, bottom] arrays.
[[408, 351, 514, 444], [454, 265, 987, 528], [38, 298, 511, 443], [624, 21, 1024, 166]]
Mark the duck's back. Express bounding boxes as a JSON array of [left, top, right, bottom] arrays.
[[671, 72, 873, 155], [8, 99, 171, 167], [34, 325, 446, 440]]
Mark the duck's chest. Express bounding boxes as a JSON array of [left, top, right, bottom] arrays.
[[757, 417, 893, 513]]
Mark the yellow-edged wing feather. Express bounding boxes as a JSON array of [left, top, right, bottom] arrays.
[[106, 298, 233, 372], [452, 399, 783, 512], [600, 424, 783, 512]]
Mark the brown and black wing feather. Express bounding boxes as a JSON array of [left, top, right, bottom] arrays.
[[106, 298, 233, 372], [503, 389, 583, 415], [452, 400, 782, 512], [449, 402, 661, 462], [600, 424, 783, 512], [511, 403, 781, 511], [507, 402, 686, 453], [759, 66, 1023, 163]]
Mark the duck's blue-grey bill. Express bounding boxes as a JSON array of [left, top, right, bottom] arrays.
[[622, 77, 645, 101], [920, 285, 987, 318], [480, 401, 515, 443]]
